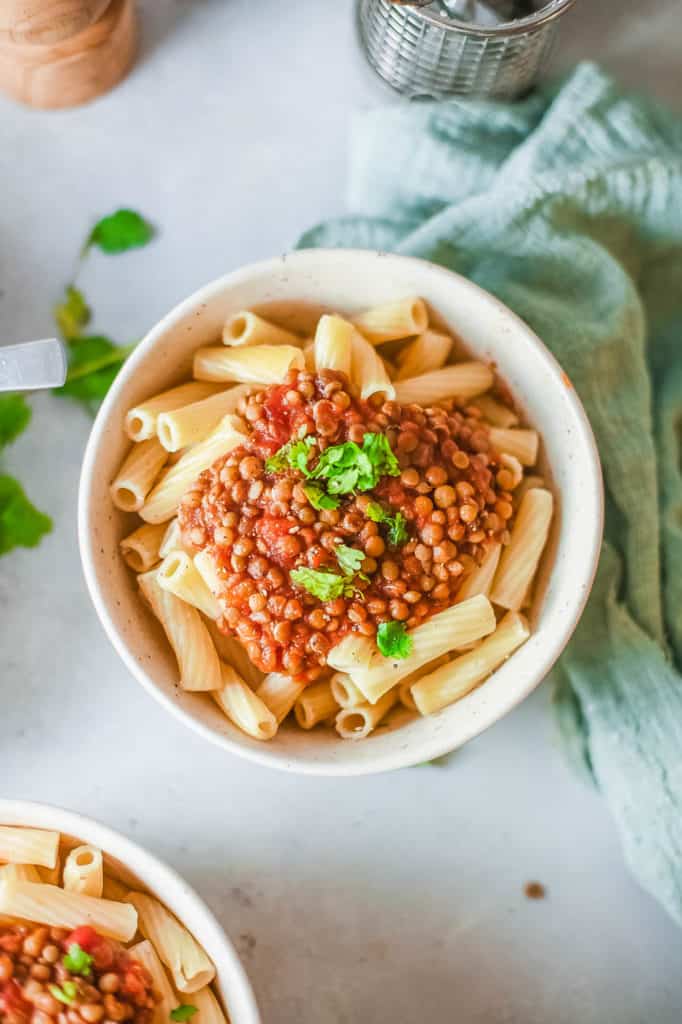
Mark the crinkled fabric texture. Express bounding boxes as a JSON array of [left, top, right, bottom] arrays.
[[299, 63, 682, 925]]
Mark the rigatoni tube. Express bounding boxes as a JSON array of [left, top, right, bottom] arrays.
[[350, 595, 497, 704], [157, 551, 221, 620], [394, 363, 493, 405], [126, 382, 221, 442], [110, 438, 168, 512], [490, 488, 553, 611], [411, 612, 530, 715], [352, 297, 428, 344], [395, 330, 452, 380], [138, 570, 222, 691], [223, 311, 301, 347], [193, 344, 304, 384], [140, 414, 247, 524], [157, 384, 254, 452], [213, 663, 278, 741]]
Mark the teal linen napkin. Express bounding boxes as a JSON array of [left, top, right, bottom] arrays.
[[300, 63, 682, 925]]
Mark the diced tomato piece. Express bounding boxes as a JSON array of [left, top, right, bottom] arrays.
[[65, 925, 99, 951], [64, 926, 115, 970]]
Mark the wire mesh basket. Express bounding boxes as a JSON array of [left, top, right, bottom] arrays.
[[357, 0, 577, 99]]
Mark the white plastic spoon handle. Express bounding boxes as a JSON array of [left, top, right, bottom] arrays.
[[0, 338, 67, 392]]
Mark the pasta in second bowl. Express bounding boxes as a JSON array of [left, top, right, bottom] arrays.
[[79, 250, 603, 775], [0, 801, 260, 1024]]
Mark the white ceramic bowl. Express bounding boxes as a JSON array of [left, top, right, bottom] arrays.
[[0, 799, 261, 1024], [79, 250, 603, 776]]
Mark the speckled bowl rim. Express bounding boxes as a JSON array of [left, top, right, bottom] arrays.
[[0, 800, 261, 1024], [78, 249, 603, 777]]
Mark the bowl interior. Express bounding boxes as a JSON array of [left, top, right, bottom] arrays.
[[0, 800, 260, 1024], [79, 250, 602, 775]]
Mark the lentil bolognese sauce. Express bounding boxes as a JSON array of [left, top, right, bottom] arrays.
[[178, 368, 512, 682], [117, 298, 553, 739], [0, 924, 155, 1024]]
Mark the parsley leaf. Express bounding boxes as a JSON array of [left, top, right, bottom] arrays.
[[365, 501, 385, 523], [87, 209, 154, 254], [303, 483, 339, 510], [63, 943, 93, 977], [386, 511, 408, 546], [335, 545, 365, 577], [0, 475, 52, 556], [364, 501, 409, 547], [57, 336, 134, 412], [0, 394, 31, 448], [55, 285, 91, 340], [266, 435, 315, 476], [312, 433, 400, 496], [290, 567, 347, 602], [376, 621, 413, 660], [170, 1007, 198, 1023], [49, 982, 78, 1006], [362, 433, 400, 479]]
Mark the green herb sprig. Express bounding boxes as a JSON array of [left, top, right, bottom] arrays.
[[63, 943, 94, 977], [365, 501, 409, 546], [49, 982, 78, 1006], [170, 1006, 198, 1022], [376, 621, 413, 660]]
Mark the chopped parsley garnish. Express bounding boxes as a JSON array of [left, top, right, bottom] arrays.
[[87, 209, 155, 254], [170, 1007, 198, 1022], [312, 433, 400, 495], [63, 943, 93, 977], [303, 483, 339, 511], [290, 568, 348, 602], [365, 501, 409, 546], [335, 545, 365, 577], [49, 982, 78, 1006], [376, 621, 413, 660], [266, 434, 316, 475]]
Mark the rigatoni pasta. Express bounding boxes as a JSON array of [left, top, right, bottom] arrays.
[[120, 522, 168, 572], [115, 296, 553, 740], [350, 326, 396, 400], [140, 414, 247, 524], [490, 488, 554, 611], [352, 296, 428, 344], [157, 385, 253, 452], [125, 381, 221, 442], [157, 551, 221, 620], [0, 879, 137, 941], [126, 891, 215, 993], [395, 329, 452, 380], [223, 310, 301, 347], [0, 826, 59, 868], [411, 611, 530, 714], [62, 845, 104, 897], [0, 823, 230, 1024], [138, 570, 222, 692], [394, 362, 493, 405], [313, 314, 353, 377], [193, 344, 304, 384], [212, 662, 277, 740], [110, 439, 168, 513]]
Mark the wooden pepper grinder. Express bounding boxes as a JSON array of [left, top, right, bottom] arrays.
[[0, 0, 137, 108]]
